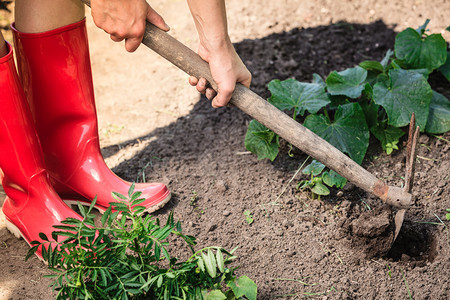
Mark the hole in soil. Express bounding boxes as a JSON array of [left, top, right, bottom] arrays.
[[386, 221, 436, 263]]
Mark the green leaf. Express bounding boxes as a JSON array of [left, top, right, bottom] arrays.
[[359, 61, 384, 73], [326, 66, 368, 98], [268, 79, 330, 116], [244, 120, 279, 161], [439, 52, 450, 81], [311, 182, 330, 196], [25, 245, 39, 261], [77, 202, 87, 217], [203, 290, 227, 300], [370, 122, 406, 153], [197, 256, 205, 272], [112, 192, 128, 201], [227, 276, 257, 300], [39, 232, 49, 241], [322, 170, 347, 189], [360, 100, 379, 129], [101, 206, 112, 226], [395, 27, 447, 71], [154, 243, 161, 261], [373, 69, 432, 129], [244, 210, 254, 225], [302, 160, 325, 176], [216, 249, 225, 273], [312, 73, 326, 86], [128, 183, 135, 198], [201, 251, 216, 278], [157, 275, 163, 288], [425, 91, 450, 134], [304, 103, 370, 164]]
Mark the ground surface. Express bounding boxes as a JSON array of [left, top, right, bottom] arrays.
[[1, 0, 449, 299]]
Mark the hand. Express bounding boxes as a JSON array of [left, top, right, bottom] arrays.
[[189, 41, 251, 108], [90, 0, 169, 52]]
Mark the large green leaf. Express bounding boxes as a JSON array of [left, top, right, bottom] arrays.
[[394, 27, 447, 71], [326, 66, 368, 98], [227, 276, 257, 300], [304, 103, 369, 164], [439, 52, 450, 81], [373, 69, 432, 129], [245, 120, 279, 161], [425, 91, 450, 134], [268, 79, 330, 116]]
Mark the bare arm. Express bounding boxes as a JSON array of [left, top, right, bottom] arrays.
[[187, 0, 251, 107]]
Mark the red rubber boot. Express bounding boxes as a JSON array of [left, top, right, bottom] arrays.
[[11, 19, 170, 214], [0, 42, 82, 260]]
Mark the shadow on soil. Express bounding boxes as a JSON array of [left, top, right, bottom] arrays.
[[104, 19, 440, 270]]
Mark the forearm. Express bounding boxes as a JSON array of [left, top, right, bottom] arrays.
[[187, 0, 231, 55]]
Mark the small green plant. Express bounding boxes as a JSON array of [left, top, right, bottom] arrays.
[[446, 209, 450, 221], [296, 160, 347, 199], [27, 185, 257, 299], [245, 19, 449, 168], [243, 210, 254, 225], [189, 190, 199, 206], [385, 264, 392, 278]]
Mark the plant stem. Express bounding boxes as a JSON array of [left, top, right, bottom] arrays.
[[323, 108, 331, 122]]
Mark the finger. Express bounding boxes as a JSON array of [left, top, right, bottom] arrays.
[[124, 37, 141, 53], [147, 6, 170, 31], [196, 78, 207, 93], [205, 88, 217, 100], [189, 76, 198, 86], [212, 83, 234, 108], [110, 35, 124, 42], [241, 73, 252, 89]]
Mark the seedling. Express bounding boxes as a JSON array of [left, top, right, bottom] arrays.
[[190, 190, 199, 206], [243, 210, 254, 225], [446, 209, 450, 221], [26, 185, 257, 300], [385, 264, 392, 278], [296, 160, 347, 199]]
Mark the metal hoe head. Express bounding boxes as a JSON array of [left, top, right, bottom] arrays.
[[392, 113, 420, 245]]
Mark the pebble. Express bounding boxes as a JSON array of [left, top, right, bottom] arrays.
[[222, 210, 231, 216], [208, 224, 217, 232], [215, 180, 227, 193]]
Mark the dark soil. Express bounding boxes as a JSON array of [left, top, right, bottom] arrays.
[[1, 0, 449, 299]]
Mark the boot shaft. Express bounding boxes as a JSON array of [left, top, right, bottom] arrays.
[[0, 41, 47, 200], [12, 19, 99, 176]]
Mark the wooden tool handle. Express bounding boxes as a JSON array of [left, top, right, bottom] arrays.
[[80, 0, 412, 207]]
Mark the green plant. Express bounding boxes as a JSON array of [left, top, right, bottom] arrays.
[[243, 210, 254, 225], [245, 20, 449, 169], [446, 209, 450, 221], [27, 185, 257, 300], [296, 160, 347, 199], [190, 190, 199, 206]]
